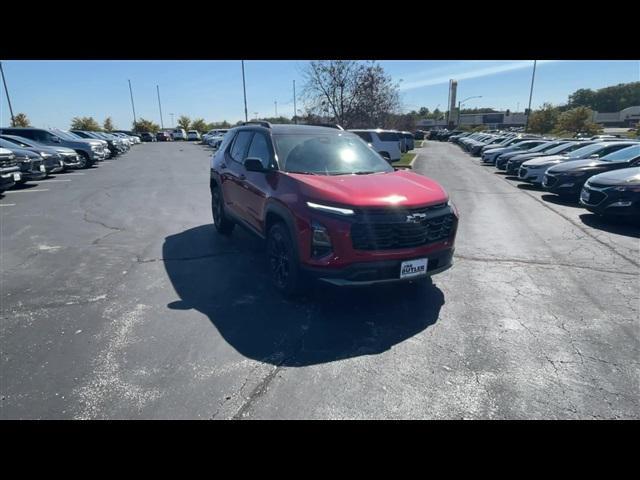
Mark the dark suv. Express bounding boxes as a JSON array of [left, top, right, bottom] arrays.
[[210, 122, 459, 296]]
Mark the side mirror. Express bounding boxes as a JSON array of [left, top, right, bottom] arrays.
[[51, 136, 61, 143], [244, 157, 267, 172], [589, 154, 599, 159]]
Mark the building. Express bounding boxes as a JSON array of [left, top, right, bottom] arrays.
[[593, 106, 639, 127]]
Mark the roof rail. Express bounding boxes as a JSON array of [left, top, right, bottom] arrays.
[[241, 121, 271, 128], [307, 123, 344, 130]]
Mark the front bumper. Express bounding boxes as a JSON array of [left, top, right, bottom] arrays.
[[303, 248, 454, 286], [1, 169, 21, 189], [518, 166, 545, 184], [580, 184, 640, 217], [543, 173, 588, 195]]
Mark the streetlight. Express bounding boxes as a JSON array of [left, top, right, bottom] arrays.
[[524, 60, 537, 132], [457, 96, 482, 127]]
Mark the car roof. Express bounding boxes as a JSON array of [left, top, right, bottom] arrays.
[[231, 124, 355, 135]]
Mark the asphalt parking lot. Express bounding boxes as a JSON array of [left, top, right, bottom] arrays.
[[1, 141, 638, 419]]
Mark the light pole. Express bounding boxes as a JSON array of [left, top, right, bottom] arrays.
[[170, 113, 175, 127], [0, 62, 16, 126], [293, 80, 297, 124], [457, 96, 482, 127], [242, 61, 248, 122], [128, 79, 137, 129], [156, 85, 164, 129], [524, 60, 537, 132]]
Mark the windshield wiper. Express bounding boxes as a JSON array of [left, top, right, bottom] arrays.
[[287, 170, 319, 175]]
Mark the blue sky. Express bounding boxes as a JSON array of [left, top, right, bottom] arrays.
[[1, 60, 638, 129]]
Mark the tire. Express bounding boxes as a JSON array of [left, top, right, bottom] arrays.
[[266, 222, 305, 297], [77, 151, 93, 169], [211, 186, 235, 235]]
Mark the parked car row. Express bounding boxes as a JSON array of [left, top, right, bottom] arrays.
[[449, 130, 640, 220], [0, 127, 140, 193]]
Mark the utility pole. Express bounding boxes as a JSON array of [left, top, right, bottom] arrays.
[[170, 113, 175, 127], [128, 79, 137, 129], [293, 80, 297, 124], [242, 60, 248, 122], [156, 85, 164, 129], [524, 60, 537, 132], [0, 61, 16, 126]]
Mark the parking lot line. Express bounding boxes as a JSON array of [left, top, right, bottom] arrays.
[[5, 189, 50, 193], [42, 179, 72, 182], [0, 203, 16, 207], [65, 173, 85, 176]]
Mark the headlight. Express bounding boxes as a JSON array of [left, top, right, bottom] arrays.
[[614, 185, 640, 193], [91, 145, 99, 151], [306, 202, 354, 216], [40, 152, 52, 158]]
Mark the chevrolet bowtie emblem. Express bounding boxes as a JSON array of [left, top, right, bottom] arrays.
[[406, 213, 427, 223]]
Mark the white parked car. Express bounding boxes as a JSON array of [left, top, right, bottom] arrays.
[[172, 128, 187, 141], [187, 130, 201, 141], [349, 129, 402, 162]]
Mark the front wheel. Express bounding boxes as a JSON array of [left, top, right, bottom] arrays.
[[77, 151, 93, 169], [266, 223, 305, 297]]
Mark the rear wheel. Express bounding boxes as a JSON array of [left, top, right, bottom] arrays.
[[267, 223, 304, 297], [211, 186, 235, 235]]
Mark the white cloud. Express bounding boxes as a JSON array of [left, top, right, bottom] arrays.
[[399, 60, 559, 91]]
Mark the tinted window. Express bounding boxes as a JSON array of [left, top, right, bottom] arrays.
[[599, 144, 640, 161], [377, 132, 399, 142], [567, 143, 608, 158], [353, 131, 373, 143], [229, 131, 253, 162], [246, 133, 271, 168]]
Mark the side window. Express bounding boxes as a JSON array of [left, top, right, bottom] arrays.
[[246, 133, 272, 168], [229, 131, 253, 163], [354, 131, 372, 143], [601, 144, 624, 156]]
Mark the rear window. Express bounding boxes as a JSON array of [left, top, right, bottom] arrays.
[[353, 131, 373, 143], [377, 132, 399, 142]]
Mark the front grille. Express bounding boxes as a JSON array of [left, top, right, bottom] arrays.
[[583, 188, 606, 205], [543, 175, 558, 188], [351, 206, 455, 250], [0, 158, 18, 168]]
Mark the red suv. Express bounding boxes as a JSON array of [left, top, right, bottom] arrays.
[[210, 122, 459, 296]]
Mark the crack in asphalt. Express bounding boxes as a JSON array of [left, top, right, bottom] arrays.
[[454, 253, 638, 277], [82, 211, 125, 246]]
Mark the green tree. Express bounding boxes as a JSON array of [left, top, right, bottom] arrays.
[[177, 116, 191, 130], [527, 103, 560, 134], [103, 117, 115, 131], [133, 118, 160, 133], [568, 82, 640, 112], [554, 107, 602, 136], [12, 112, 31, 127], [190, 118, 208, 133], [70, 116, 101, 131]]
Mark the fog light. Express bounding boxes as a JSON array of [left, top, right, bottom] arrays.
[[311, 220, 332, 257], [609, 201, 632, 207]]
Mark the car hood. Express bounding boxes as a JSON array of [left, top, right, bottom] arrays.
[[484, 147, 511, 155], [510, 152, 545, 161], [548, 159, 615, 173], [289, 169, 448, 208], [587, 167, 640, 186], [522, 154, 574, 167], [5, 147, 40, 159]]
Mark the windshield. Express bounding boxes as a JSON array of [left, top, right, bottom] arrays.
[[567, 143, 608, 159], [1, 136, 32, 148], [274, 132, 394, 176], [599, 145, 640, 162], [527, 142, 558, 153], [54, 130, 82, 141], [544, 142, 580, 155]]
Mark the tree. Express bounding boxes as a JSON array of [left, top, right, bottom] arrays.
[[555, 107, 602, 136], [133, 118, 160, 133], [190, 118, 208, 133], [12, 112, 30, 127], [527, 103, 560, 134], [177, 116, 191, 130], [302, 60, 400, 128], [70, 116, 101, 131], [567, 82, 640, 112], [103, 117, 115, 131]]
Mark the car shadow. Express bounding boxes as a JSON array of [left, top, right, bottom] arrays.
[[541, 194, 583, 208], [162, 224, 445, 367], [579, 213, 640, 238], [517, 183, 542, 191], [9, 182, 40, 190]]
